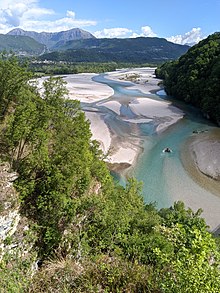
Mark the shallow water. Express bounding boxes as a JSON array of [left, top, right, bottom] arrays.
[[90, 73, 220, 229]]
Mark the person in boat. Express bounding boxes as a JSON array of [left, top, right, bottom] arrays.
[[163, 147, 172, 153]]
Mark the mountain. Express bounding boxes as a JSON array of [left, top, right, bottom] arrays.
[[39, 37, 189, 64], [155, 32, 220, 125], [0, 34, 45, 55], [7, 28, 96, 48]]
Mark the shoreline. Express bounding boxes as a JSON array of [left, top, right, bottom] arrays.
[[179, 130, 220, 231], [39, 71, 220, 230], [181, 130, 220, 198], [63, 68, 183, 171]]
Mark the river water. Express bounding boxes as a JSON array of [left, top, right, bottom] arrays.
[[87, 72, 220, 230]]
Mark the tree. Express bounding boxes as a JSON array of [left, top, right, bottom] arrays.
[[154, 202, 220, 293], [0, 55, 31, 120], [156, 32, 220, 124]]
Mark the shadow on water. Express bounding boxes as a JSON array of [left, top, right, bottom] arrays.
[[157, 89, 216, 129]]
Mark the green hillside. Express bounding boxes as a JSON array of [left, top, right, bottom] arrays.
[[0, 34, 45, 55], [39, 37, 189, 64], [156, 32, 220, 125]]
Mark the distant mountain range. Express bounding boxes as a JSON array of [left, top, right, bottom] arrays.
[[0, 28, 189, 63], [39, 37, 189, 64], [7, 28, 95, 48]]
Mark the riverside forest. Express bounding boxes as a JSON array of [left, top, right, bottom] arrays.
[[0, 34, 220, 293], [155, 32, 220, 125]]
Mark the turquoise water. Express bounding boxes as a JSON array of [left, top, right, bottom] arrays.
[[89, 73, 220, 227], [134, 118, 211, 208]]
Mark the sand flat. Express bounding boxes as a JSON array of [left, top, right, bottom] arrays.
[[64, 73, 114, 103], [62, 69, 184, 167]]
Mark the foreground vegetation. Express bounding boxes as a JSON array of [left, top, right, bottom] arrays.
[[0, 56, 220, 292], [155, 32, 220, 125]]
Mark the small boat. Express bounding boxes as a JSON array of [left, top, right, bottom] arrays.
[[193, 129, 208, 134], [163, 147, 172, 153]]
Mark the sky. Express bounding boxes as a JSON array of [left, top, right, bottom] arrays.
[[0, 0, 219, 45]]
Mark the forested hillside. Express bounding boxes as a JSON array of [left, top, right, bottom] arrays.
[[156, 32, 220, 125], [0, 34, 45, 55], [38, 37, 189, 64], [0, 57, 220, 292]]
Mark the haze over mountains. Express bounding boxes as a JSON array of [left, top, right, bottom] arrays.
[[1, 27, 190, 63]]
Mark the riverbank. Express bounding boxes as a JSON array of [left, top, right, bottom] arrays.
[[105, 67, 162, 94], [63, 68, 183, 171], [181, 130, 220, 197], [51, 70, 220, 231], [190, 130, 220, 180], [179, 129, 220, 231]]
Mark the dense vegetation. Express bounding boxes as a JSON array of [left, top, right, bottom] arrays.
[[29, 61, 157, 75], [29, 61, 118, 75], [0, 34, 45, 55], [0, 57, 220, 292], [155, 32, 220, 125], [38, 37, 189, 64]]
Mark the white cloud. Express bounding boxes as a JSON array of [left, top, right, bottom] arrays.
[[66, 10, 76, 19], [0, 0, 97, 33], [23, 7, 54, 20], [0, 0, 53, 29], [94, 27, 133, 38], [20, 17, 97, 33], [130, 26, 157, 38], [94, 25, 157, 39], [167, 28, 204, 45], [141, 26, 157, 37]]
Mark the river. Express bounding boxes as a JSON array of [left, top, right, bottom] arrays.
[[62, 69, 220, 231]]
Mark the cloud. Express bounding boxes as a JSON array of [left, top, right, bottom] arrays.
[[94, 25, 157, 39], [141, 26, 157, 37], [167, 28, 204, 45], [0, 0, 97, 33], [66, 10, 76, 19], [20, 17, 97, 33], [94, 27, 132, 38], [130, 26, 157, 38], [0, 0, 53, 28]]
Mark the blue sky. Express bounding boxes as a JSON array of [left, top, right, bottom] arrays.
[[0, 0, 219, 44]]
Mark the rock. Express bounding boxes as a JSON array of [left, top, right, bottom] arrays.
[[0, 163, 37, 266]]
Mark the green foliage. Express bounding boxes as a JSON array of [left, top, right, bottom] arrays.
[[29, 61, 118, 75], [28, 256, 152, 293], [0, 55, 32, 120], [154, 202, 220, 292], [1, 59, 112, 257], [156, 32, 220, 124], [0, 248, 36, 293]]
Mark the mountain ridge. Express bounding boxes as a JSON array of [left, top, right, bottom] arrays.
[[7, 28, 96, 48], [39, 37, 189, 64], [2, 28, 189, 62]]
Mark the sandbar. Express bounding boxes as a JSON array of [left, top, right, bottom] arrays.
[[62, 69, 184, 169]]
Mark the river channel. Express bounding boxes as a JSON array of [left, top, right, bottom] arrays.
[[80, 71, 220, 230]]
